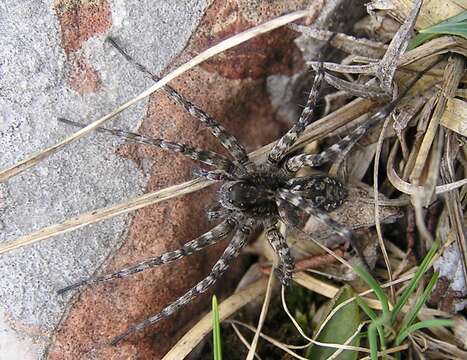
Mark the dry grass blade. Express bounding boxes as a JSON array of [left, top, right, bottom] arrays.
[[293, 272, 384, 310], [308, 61, 378, 74], [246, 271, 275, 360], [400, 36, 467, 66], [281, 286, 370, 353], [441, 134, 467, 285], [283, 219, 353, 270], [0, 178, 213, 255], [410, 55, 465, 187], [359, 344, 409, 360], [374, 115, 395, 302], [310, 36, 467, 81], [161, 278, 268, 360], [293, 272, 339, 299], [0, 9, 308, 183], [440, 98, 467, 136], [322, 73, 386, 98], [383, 0, 465, 29], [289, 25, 387, 58], [387, 141, 467, 195], [231, 324, 263, 360], [412, 188, 435, 247], [413, 332, 467, 359], [228, 320, 309, 360], [376, 0, 422, 91]]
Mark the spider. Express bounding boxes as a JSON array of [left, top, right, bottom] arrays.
[[57, 37, 429, 345]]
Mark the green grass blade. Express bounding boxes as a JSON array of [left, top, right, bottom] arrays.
[[355, 265, 390, 319], [391, 239, 440, 323], [399, 272, 439, 332], [368, 322, 379, 360], [420, 21, 467, 37], [442, 11, 467, 23], [355, 296, 378, 322], [408, 11, 467, 49], [408, 33, 439, 50], [365, 317, 388, 360], [396, 319, 454, 345], [355, 296, 385, 350], [212, 295, 222, 360]]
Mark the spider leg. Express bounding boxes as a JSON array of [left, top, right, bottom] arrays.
[[192, 167, 236, 181], [264, 220, 294, 286], [267, 64, 324, 165], [285, 100, 397, 172], [110, 218, 256, 345], [107, 37, 251, 166], [57, 218, 236, 294], [277, 189, 367, 269], [285, 57, 443, 172], [58, 118, 234, 171], [277, 197, 305, 228], [207, 204, 233, 221]]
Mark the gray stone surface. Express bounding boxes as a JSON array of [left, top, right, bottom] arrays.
[[0, 1, 208, 358]]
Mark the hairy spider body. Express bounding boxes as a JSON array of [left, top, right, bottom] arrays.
[[219, 166, 288, 214], [57, 37, 428, 345], [217, 169, 347, 218]]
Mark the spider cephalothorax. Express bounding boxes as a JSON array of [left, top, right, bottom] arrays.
[[220, 180, 270, 212], [218, 166, 288, 213], [57, 37, 425, 345]]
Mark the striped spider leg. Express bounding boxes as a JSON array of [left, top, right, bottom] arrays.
[[106, 37, 252, 168], [57, 218, 237, 294], [58, 118, 235, 171], [277, 191, 366, 267], [57, 116, 256, 345], [57, 117, 260, 345], [267, 33, 337, 165], [110, 217, 256, 345], [284, 90, 414, 171], [267, 63, 325, 165], [285, 57, 442, 172], [264, 218, 294, 286]]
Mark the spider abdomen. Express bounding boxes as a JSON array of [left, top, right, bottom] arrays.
[[285, 175, 347, 212]]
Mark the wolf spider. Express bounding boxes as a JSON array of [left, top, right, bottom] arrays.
[[57, 37, 427, 345]]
